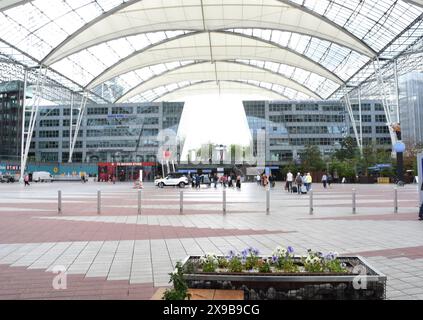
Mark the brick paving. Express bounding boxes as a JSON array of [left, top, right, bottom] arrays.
[[0, 182, 422, 300]]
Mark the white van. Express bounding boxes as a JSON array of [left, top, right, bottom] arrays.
[[32, 171, 53, 182]]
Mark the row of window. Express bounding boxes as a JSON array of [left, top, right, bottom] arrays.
[[86, 128, 159, 137], [348, 126, 390, 134], [269, 115, 345, 123], [287, 126, 346, 135]]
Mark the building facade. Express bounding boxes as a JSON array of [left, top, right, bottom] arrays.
[[399, 72, 423, 146], [243, 100, 392, 165], [0, 81, 25, 161], [30, 102, 184, 164]]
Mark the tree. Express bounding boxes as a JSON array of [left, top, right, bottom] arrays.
[[301, 144, 325, 172], [334, 137, 358, 161]]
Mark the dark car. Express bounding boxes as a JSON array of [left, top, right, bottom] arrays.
[[0, 174, 16, 183]]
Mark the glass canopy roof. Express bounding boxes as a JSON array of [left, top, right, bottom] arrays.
[[0, 0, 421, 103]]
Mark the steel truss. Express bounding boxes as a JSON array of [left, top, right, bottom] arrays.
[[69, 92, 88, 163], [19, 67, 46, 181]]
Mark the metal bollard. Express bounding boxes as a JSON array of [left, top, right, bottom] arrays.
[[394, 186, 398, 214], [138, 190, 142, 215], [97, 190, 101, 215], [352, 188, 356, 214], [180, 190, 183, 214], [309, 190, 314, 215], [266, 188, 270, 215], [58, 190, 62, 214], [223, 189, 226, 215]]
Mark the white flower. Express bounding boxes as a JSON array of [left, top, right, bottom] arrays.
[[312, 257, 321, 264], [333, 252, 339, 258], [305, 256, 312, 264]]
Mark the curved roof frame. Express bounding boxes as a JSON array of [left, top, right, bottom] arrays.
[[153, 80, 290, 102], [404, 0, 423, 7], [85, 30, 344, 90], [41, 0, 377, 66], [0, 0, 30, 11], [115, 60, 322, 103]]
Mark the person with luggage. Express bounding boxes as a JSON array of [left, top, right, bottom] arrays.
[[294, 173, 302, 194]]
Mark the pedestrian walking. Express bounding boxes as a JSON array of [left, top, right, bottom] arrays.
[[305, 173, 313, 191], [322, 173, 328, 189], [256, 174, 261, 186], [286, 171, 293, 193], [295, 173, 302, 195], [24, 174, 30, 187], [236, 175, 242, 189]]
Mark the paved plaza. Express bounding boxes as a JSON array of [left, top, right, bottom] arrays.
[[0, 181, 422, 300]]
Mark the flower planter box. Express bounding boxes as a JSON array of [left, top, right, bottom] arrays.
[[181, 256, 386, 300]]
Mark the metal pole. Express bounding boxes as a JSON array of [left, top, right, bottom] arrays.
[[138, 190, 142, 215], [20, 69, 28, 182], [223, 189, 226, 215], [309, 189, 314, 215], [58, 190, 62, 214], [180, 190, 183, 214], [393, 59, 401, 124], [266, 188, 270, 215], [352, 188, 357, 214], [97, 190, 101, 215], [394, 186, 398, 214]]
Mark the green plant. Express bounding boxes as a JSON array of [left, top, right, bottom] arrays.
[[199, 253, 218, 273], [228, 255, 243, 273], [218, 257, 228, 269], [323, 252, 347, 273], [163, 262, 191, 300], [242, 247, 260, 270], [302, 250, 324, 273], [272, 246, 298, 273], [258, 259, 271, 273]]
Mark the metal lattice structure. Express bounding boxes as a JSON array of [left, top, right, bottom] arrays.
[[0, 0, 422, 172]]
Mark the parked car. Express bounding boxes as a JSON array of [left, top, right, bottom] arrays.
[[0, 174, 16, 183], [32, 171, 53, 182], [155, 173, 188, 188]]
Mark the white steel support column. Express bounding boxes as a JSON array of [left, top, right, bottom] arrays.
[[358, 86, 363, 149], [68, 92, 88, 163], [20, 67, 45, 182], [69, 92, 74, 155], [373, 58, 397, 152], [344, 91, 363, 155], [393, 59, 401, 124]]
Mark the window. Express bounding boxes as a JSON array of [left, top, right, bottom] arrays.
[[376, 126, 390, 134], [39, 141, 59, 149], [88, 107, 109, 115], [376, 137, 392, 145], [352, 104, 371, 111], [295, 104, 319, 111], [143, 117, 159, 125], [243, 101, 266, 119], [112, 106, 133, 114], [137, 105, 158, 114], [63, 108, 80, 116], [40, 152, 58, 162], [39, 119, 60, 127], [374, 103, 384, 111], [322, 105, 344, 112], [375, 115, 387, 123], [40, 108, 60, 116], [38, 131, 59, 138], [269, 103, 292, 112], [350, 126, 372, 134]]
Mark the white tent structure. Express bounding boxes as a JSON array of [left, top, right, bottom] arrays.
[[0, 0, 422, 175]]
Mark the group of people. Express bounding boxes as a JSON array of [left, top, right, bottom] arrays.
[[191, 173, 242, 189], [256, 174, 276, 188], [285, 171, 333, 194]]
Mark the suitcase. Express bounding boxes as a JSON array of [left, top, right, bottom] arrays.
[[292, 186, 298, 193], [301, 186, 307, 194]]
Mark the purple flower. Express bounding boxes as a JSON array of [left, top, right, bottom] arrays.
[[227, 250, 236, 259], [253, 248, 260, 256], [241, 249, 248, 258], [271, 255, 278, 264], [287, 246, 294, 254]]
